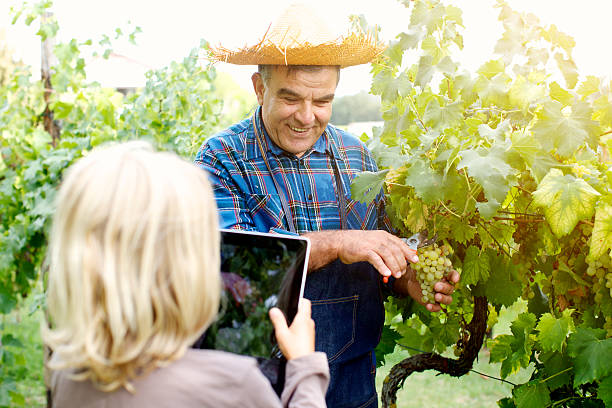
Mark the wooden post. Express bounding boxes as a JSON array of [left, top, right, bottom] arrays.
[[40, 11, 60, 147]]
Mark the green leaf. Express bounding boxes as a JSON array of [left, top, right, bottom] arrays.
[[371, 70, 413, 103], [428, 316, 460, 351], [457, 145, 516, 217], [444, 217, 476, 244], [509, 75, 546, 112], [539, 351, 573, 390], [1, 334, 23, 348], [397, 323, 434, 355], [567, 327, 612, 386], [461, 245, 490, 285], [536, 309, 575, 352], [497, 398, 516, 408], [549, 82, 573, 106], [532, 168, 600, 238], [375, 325, 401, 367], [544, 24, 575, 54], [594, 94, 612, 127], [423, 99, 463, 131], [577, 75, 600, 99], [554, 53, 578, 89], [598, 375, 612, 407], [350, 170, 389, 204], [477, 59, 505, 79], [531, 101, 599, 157], [475, 252, 521, 307], [512, 380, 551, 408], [589, 203, 612, 259], [490, 312, 537, 378], [510, 130, 538, 167], [404, 160, 443, 204], [474, 72, 511, 107], [415, 55, 435, 88]]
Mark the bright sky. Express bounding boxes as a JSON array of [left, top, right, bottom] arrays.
[[2, 0, 611, 96]]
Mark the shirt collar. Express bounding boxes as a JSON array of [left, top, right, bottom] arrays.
[[246, 106, 331, 161]]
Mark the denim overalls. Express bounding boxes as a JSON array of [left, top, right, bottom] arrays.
[[306, 260, 385, 408]]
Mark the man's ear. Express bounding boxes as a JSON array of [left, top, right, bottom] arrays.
[[251, 72, 265, 105]]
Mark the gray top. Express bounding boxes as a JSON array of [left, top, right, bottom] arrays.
[[50, 349, 329, 407]]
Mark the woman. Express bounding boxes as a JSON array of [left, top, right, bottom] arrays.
[[44, 142, 329, 407]]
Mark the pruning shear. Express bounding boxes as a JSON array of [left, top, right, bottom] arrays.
[[382, 230, 437, 283]]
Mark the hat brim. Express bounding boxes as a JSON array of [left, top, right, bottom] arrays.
[[210, 33, 386, 68]]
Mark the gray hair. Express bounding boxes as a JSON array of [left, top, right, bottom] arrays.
[[257, 65, 341, 85]]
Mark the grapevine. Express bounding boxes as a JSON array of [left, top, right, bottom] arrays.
[[351, 1, 612, 407]]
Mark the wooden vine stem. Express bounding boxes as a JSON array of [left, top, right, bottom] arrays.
[[381, 296, 489, 408]]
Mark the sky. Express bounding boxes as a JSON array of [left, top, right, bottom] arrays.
[[1, 0, 611, 96]]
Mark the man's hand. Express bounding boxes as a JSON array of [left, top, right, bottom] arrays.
[[394, 267, 460, 312], [305, 230, 419, 279]]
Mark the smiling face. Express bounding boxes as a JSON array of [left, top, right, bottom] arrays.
[[251, 66, 338, 157]]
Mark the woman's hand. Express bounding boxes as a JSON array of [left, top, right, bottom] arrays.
[[269, 298, 315, 360]]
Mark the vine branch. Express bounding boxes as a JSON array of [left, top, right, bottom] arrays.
[[381, 296, 489, 408]]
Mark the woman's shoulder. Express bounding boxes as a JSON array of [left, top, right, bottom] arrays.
[[51, 350, 276, 408]]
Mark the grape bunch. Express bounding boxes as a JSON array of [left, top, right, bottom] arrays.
[[412, 244, 453, 304], [587, 253, 612, 337]]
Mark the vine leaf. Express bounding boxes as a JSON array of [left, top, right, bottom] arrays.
[[474, 72, 510, 107], [549, 81, 573, 106], [489, 313, 537, 379], [457, 144, 516, 218], [531, 100, 599, 157], [375, 326, 401, 368], [554, 53, 578, 89], [461, 245, 489, 286], [536, 309, 575, 353], [539, 351, 573, 391], [598, 375, 612, 407], [350, 170, 389, 204], [532, 168, 600, 238], [473, 252, 521, 307], [404, 160, 443, 204], [423, 99, 463, 131], [567, 328, 612, 386], [589, 203, 612, 259], [512, 380, 551, 408], [509, 75, 546, 112], [594, 94, 612, 127], [477, 59, 505, 79]]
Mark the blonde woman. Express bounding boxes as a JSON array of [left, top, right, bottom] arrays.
[[44, 142, 329, 407]]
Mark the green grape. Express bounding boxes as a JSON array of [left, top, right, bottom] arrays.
[[414, 243, 454, 305]]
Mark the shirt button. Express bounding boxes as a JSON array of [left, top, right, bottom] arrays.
[[308, 194, 313, 200]]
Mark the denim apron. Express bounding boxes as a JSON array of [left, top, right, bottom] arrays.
[[306, 260, 385, 408]]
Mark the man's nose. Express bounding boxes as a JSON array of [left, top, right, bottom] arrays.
[[294, 102, 315, 125]]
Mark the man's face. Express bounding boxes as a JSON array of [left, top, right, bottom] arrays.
[[251, 66, 337, 157]]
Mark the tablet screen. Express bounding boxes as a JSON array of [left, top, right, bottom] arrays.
[[198, 229, 310, 358]]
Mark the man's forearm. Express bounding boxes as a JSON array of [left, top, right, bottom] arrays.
[[302, 230, 342, 271]]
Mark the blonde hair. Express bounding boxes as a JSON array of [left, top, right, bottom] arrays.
[[44, 141, 220, 392]]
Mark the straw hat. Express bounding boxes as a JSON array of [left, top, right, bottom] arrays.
[[209, 3, 385, 68]]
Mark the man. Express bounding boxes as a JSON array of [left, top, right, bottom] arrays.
[[196, 5, 459, 407]]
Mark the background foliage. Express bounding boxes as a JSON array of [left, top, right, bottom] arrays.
[[0, 2, 231, 404], [352, 0, 612, 406]]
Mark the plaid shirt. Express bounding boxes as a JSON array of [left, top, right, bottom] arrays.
[[194, 107, 388, 234]]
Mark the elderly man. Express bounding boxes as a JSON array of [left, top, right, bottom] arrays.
[[196, 5, 459, 408]]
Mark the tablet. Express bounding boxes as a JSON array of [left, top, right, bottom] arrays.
[[198, 229, 310, 358]]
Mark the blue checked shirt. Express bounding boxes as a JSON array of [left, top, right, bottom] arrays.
[[194, 107, 389, 234]]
